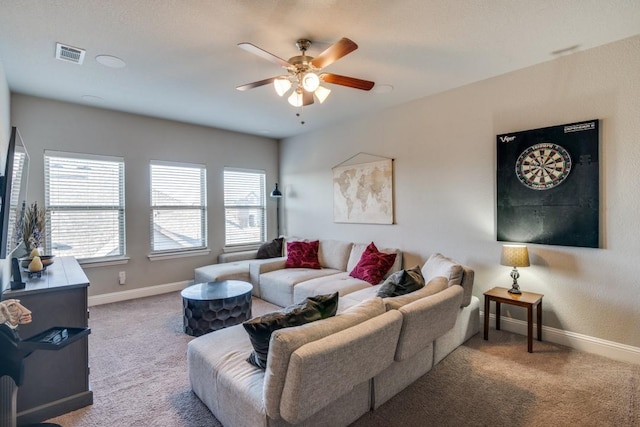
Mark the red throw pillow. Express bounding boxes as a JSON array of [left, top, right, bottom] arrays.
[[349, 242, 397, 285], [285, 240, 321, 269]]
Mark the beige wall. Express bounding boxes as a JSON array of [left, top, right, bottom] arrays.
[[9, 95, 279, 297], [3, 36, 638, 350], [280, 35, 640, 348]]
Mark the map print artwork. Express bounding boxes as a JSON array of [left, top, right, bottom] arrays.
[[333, 159, 393, 224]]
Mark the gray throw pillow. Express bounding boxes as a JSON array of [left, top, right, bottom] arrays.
[[376, 265, 425, 298], [256, 237, 284, 259], [243, 292, 339, 369]]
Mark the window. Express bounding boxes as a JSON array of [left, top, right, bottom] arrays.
[[150, 161, 207, 253], [45, 151, 125, 260], [224, 168, 265, 247], [5, 145, 28, 256]]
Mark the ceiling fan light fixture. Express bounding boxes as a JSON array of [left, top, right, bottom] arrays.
[[274, 77, 292, 96], [237, 37, 375, 108], [288, 88, 303, 107], [314, 85, 331, 103], [302, 72, 320, 92]]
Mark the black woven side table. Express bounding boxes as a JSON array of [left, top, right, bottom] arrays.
[[181, 280, 253, 337]]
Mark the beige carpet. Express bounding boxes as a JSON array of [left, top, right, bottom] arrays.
[[47, 292, 639, 427]]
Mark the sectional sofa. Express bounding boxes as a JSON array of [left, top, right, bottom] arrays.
[[194, 239, 403, 307], [187, 239, 480, 426]]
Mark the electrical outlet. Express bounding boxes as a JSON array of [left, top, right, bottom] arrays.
[[118, 271, 126, 285]]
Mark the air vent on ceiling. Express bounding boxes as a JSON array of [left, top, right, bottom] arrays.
[[55, 43, 86, 65]]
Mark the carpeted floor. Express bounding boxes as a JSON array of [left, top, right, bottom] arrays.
[[47, 291, 639, 427]]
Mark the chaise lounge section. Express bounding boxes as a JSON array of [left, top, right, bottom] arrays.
[[193, 249, 267, 288]]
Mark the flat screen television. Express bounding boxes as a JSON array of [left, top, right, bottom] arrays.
[[0, 126, 30, 260]]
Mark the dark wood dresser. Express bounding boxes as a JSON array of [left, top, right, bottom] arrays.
[[2, 256, 92, 425]]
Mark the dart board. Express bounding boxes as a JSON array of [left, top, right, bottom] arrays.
[[515, 142, 572, 190], [496, 119, 599, 248]]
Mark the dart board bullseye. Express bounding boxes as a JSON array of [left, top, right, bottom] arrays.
[[515, 142, 572, 190]]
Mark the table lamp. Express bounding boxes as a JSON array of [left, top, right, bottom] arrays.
[[500, 244, 530, 294]]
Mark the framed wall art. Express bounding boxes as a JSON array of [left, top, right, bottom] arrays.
[[333, 154, 394, 224], [496, 119, 599, 248]]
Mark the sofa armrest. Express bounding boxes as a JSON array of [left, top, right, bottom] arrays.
[[279, 310, 403, 424], [421, 253, 474, 307], [395, 285, 463, 361], [460, 265, 474, 307], [249, 257, 286, 287]]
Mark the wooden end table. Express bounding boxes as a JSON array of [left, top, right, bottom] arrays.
[[483, 287, 543, 353]]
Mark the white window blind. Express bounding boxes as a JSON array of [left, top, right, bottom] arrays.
[[224, 168, 265, 247], [150, 161, 207, 253], [45, 151, 125, 260]]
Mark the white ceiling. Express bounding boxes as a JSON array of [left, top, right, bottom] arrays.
[[1, 1, 639, 139]]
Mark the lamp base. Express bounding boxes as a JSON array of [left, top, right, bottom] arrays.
[[508, 268, 522, 294], [508, 285, 522, 295]]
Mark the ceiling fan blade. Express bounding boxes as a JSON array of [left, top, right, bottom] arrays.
[[320, 73, 375, 91], [236, 76, 278, 91], [238, 42, 291, 68], [302, 90, 314, 106], [311, 38, 358, 69]]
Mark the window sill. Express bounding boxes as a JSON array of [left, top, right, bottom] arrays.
[[79, 256, 130, 268], [223, 244, 262, 253], [148, 249, 211, 262]]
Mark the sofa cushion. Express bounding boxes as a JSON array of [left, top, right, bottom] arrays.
[[293, 272, 372, 303], [384, 276, 449, 310], [421, 253, 464, 287], [349, 242, 397, 285], [186, 323, 265, 427], [243, 293, 339, 369], [259, 267, 343, 307], [337, 285, 381, 313], [318, 239, 353, 271], [285, 240, 321, 269], [257, 237, 284, 259], [377, 265, 425, 298], [263, 297, 386, 419]]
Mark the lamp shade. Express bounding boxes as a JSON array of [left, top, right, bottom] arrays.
[[273, 77, 292, 97], [314, 85, 331, 103], [288, 89, 303, 107], [302, 72, 320, 92], [270, 183, 283, 198], [500, 245, 530, 267]]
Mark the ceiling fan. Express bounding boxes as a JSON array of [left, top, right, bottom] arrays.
[[236, 37, 375, 107]]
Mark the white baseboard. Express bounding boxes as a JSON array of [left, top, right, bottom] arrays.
[[88, 280, 193, 306], [481, 311, 640, 365], [88, 288, 639, 366]]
